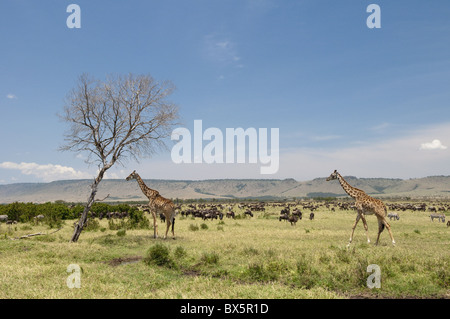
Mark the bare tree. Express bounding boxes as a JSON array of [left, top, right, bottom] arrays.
[[59, 73, 179, 242]]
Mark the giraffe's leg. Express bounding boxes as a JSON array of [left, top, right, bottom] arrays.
[[375, 218, 384, 245], [380, 217, 395, 246], [348, 214, 361, 246], [164, 217, 171, 239], [151, 211, 158, 238], [360, 214, 370, 243]]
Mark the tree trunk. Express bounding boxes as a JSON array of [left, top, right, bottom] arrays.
[[70, 168, 106, 242]]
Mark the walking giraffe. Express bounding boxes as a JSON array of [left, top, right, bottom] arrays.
[[326, 170, 395, 246], [126, 170, 176, 239]]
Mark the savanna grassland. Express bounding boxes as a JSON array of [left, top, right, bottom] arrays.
[[0, 201, 448, 299]]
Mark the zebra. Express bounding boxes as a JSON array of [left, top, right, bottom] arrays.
[[430, 214, 446, 223], [387, 213, 400, 221]]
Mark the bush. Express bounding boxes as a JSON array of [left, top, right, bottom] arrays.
[[174, 246, 187, 259], [144, 243, 176, 268], [116, 229, 126, 237], [84, 219, 100, 232], [127, 207, 150, 229], [189, 224, 199, 231], [246, 262, 278, 282], [200, 252, 220, 265], [294, 257, 320, 289], [200, 223, 208, 230]]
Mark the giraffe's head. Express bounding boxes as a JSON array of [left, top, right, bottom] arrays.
[[326, 170, 338, 181], [126, 170, 138, 181]]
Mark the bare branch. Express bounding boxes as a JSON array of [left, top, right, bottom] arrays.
[[59, 73, 179, 167]]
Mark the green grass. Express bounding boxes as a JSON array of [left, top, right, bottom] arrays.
[[0, 202, 448, 299]]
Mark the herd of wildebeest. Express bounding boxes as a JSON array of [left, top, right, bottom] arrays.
[[172, 200, 448, 226], [0, 199, 449, 230]]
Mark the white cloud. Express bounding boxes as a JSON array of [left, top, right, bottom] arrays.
[[370, 122, 390, 131], [203, 34, 242, 66], [419, 139, 447, 150], [277, 124, 450, 180], [6, 94, 17, 99], [0, 161, 92, 182], [128, 123, 450, 181]]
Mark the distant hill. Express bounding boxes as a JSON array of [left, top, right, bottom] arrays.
[[1, 175, 450, 203]]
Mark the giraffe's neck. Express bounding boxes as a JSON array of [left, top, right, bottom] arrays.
[[135, 174, 159, 199], [337, 173, 361, 199]]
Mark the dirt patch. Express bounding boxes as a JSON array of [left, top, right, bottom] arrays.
[[107, 256, 142, 267], [183, 269, 202, 277]]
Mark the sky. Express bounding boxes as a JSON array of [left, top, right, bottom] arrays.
[[1, 0, 450, 184]]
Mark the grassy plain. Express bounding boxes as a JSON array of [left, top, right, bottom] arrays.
[[0, 202, 448, 299]]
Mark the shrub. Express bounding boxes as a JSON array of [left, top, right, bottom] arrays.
[[353, 255, 370, 288], [174, 246, 187, 259], [144, 244, 176, 268], [84, 219, 100, 232], [200, 223, 208, 230], [335, 247, 351, 264], [116, 229, 126, 237], [246, 262, 277, 282], [294, 257, 320, 289], [189, 224, 199, 231], [127, 208, 150, 229], [200, 252, 220, 265]]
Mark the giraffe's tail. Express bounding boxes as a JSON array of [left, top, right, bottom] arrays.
[[171, 210, 176, 233]]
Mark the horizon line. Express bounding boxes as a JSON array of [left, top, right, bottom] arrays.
[[1, 174, 450, 186]]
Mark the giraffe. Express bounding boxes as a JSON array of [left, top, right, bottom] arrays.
[[126, 170, 176, 239], [326, 170, 395, 246]]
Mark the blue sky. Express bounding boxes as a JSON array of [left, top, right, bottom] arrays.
[[1, 0, 450, 183]]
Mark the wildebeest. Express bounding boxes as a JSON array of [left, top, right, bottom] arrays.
[[226, 211, 235, 219], [288, 215, 298, 226], [202, 210, 218, 220], [280, 207, 290, 216]]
